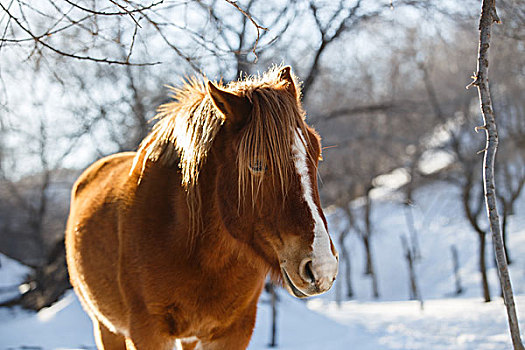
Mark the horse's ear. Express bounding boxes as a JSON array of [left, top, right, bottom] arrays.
[[278, 66, 297, 99], [207, 81, 251, 125]]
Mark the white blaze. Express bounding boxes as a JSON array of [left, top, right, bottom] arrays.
[[292, 128, 338, 290]]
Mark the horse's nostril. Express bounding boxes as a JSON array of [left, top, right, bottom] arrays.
[[304, 261, 315, 283], [299, 258, 316, 284]]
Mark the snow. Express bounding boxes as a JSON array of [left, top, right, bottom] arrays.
[[0, 291, 94, 349], [373, 168, 411, 191], [325, 180, 525, 302], [310, 296, 525, 350], [1, 290, 523, 350], [0, 254, 30, 304], [0, 289, 355, 350], [1, 179, 525, 349], [418, 150, 455, 175]]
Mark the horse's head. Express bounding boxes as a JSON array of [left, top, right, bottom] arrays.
[[208, 66, 338, 298]]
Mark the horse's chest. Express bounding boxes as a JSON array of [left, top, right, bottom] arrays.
[[160, 276, 263, 339]]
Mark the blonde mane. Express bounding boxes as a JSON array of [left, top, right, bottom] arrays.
[[131, 67, 311, 237], [131, 78, 222, 188]]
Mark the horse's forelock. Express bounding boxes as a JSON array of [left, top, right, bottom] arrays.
[[237, 85, 308, 207]]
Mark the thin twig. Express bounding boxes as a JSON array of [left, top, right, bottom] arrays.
[[224, 0, 268, 63], [0, 2, 159, 65], [62, 0, 162, 20]]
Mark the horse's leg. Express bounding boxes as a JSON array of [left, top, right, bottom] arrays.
[[93, 319, 126, 350], [125, 317, 175, 350], [200, 329, 252, 350], [179, 338, 202, 350], [200, 305, 257, 350]]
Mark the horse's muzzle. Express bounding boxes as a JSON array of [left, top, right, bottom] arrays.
[[281, 254, 338, 298]]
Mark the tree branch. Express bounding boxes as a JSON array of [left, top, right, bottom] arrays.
[[469, 0, 523, 348], [224, 0, 268, 62], [0, 2, 160, 65], [302, 0, 372, 98]]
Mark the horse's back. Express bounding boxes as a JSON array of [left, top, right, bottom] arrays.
[[71, 151, 135, 201], [66, 152, 136, 333]]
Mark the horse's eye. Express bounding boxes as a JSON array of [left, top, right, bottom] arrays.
[[249, 160, 268, 174]]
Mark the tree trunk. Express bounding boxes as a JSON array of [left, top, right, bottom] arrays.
[[339, 230, 354, 299], [362, 188, 378, 298], [343, 250, 354, 299], [479, 232, 491, 302], [363, 187, 374, 275], [370, 262, 379, 299], [363, 236, 379, 298], [267, 283, 278, 348], [363, 235, 372, 276], [461, 174, 491, 301], [451, 245, 463, 295], [335, 266, 342, 307], [470, 0, 524, 347], [501, 202, 511, 264], [408, 257, 418, 300], [404, 205, 422, 261], [401, 235, 420, 301]]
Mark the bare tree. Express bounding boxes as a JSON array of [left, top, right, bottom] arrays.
[[200, 0, 296, 78], [0, 111, 78, 309], [402, 203, 422, 261], [346, 185, 379, 299], [0, 1, 165, 66], [420, 55, 493, 302], [467, 0, 523, 347], [450, 245, 464, 295], [338, 219, 354, 300], [461, 161, 491, 302], [493, 99, 525, 265], [400, 234, 423, 309], [496, 155, 525, 265], [264, 282, 279, 348], [0, 0, 271, 71], [300, 0, 383, 98]]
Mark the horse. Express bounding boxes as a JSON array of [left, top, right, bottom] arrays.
[[65, 66, 338, 350]]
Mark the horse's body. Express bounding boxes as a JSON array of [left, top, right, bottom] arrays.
[[65, 67, 338, 350]]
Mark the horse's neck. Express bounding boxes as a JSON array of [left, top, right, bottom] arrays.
[[134, 155, 268, 282], [189, 167, 268, 280], [199, 202, 251, 265]]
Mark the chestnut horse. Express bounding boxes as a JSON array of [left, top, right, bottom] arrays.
[[65, 66, 338, 350]]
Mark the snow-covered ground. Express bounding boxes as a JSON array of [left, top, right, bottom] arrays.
[[1, 288, 523, 350], [0, 254, 30, 305], [310, 297, 525, 350], [325, 180, 525, 302], [1, 180, 524, 349]]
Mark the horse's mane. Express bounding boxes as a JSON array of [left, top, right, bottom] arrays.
[[131, 78, 222, 189], [131, 66, 309, 240]]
